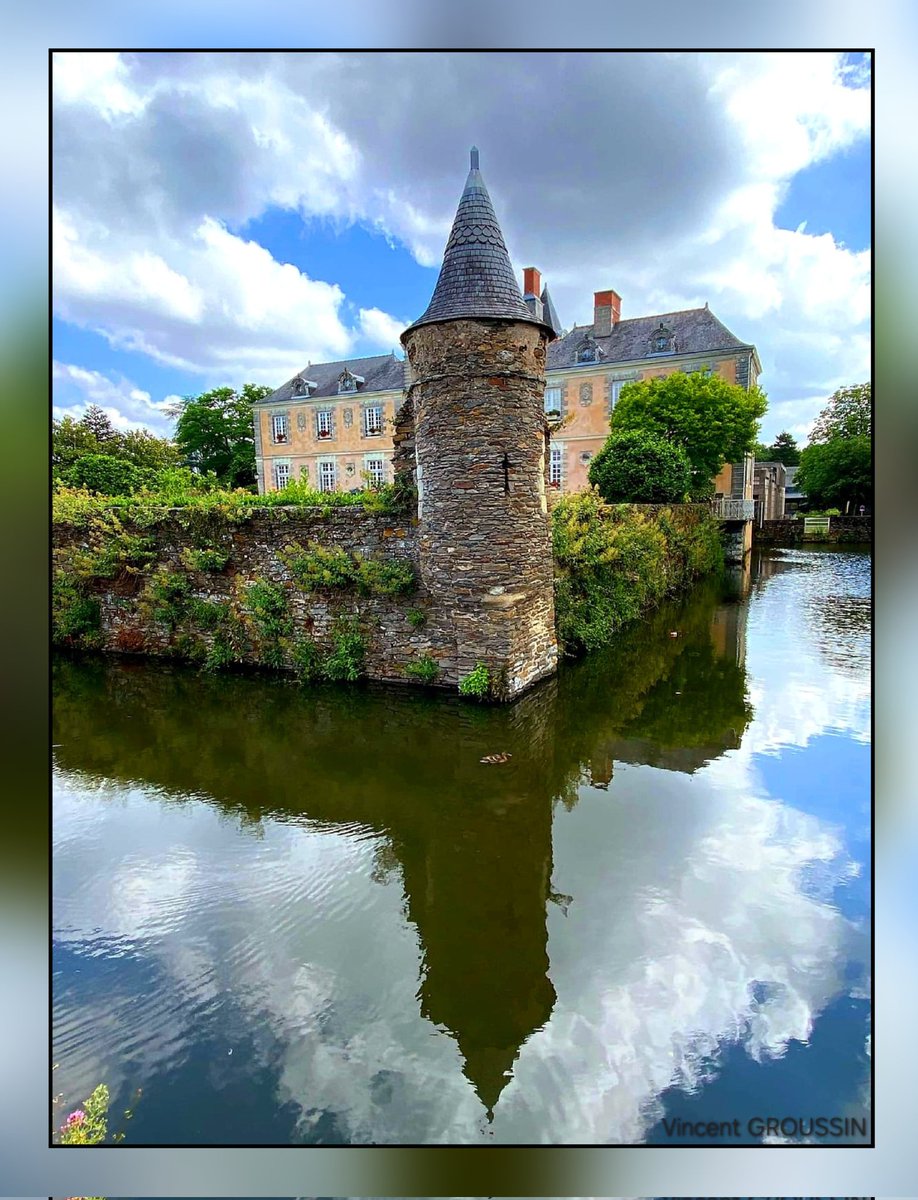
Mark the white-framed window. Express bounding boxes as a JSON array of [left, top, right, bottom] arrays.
[[274, 461, 291, 489], [316, 409, 333, 439], [364, 405, 383, 436], [364, 456, 385, 487], [611, 380, 625, 408], [549, 445, 563, 487], [318, 459, 337, 493], [271, 413, 289, 443], [544, 386, 562, 416]]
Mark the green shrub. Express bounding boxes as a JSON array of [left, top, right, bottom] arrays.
[[323, 623, 367, 682], [52, 575, 101, 647], [180, 544, 230, 572], [355, 556, 417, 596], [404, 654, 440, 684], [552, 490, 725, 654], [282, 542, 357, 590], [459, 662, 491, 699], [58, 454, 153, 496], [145, 570, 191, 628], [588, 429, 691, 503], [187, 597, 231, 629], [69, 514, 157, 581], [242, 579, 292, 663], [52, 478, 409, 530], [291, 636, 323, 682], [406, 607, 427, 628], [283, 543, 415, 596]]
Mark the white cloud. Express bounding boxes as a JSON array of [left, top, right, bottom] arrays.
[[52, 361, 176, 436], [358, 306, 407, 348], [52, 51, 870, 439]]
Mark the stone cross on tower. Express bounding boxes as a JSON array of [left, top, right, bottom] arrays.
[[401, 148, 559, 699]]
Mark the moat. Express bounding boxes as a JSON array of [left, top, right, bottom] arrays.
[[52, 546, 871, 1144]]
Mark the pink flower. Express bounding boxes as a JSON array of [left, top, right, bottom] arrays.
[[66, 1109, 86, 1125]]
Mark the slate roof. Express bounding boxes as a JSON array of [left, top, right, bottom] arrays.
[[540, 284, 562, 337], [256, 352, 406, 405], [547, 305, 754, 370], [404, 148, 553, 337]]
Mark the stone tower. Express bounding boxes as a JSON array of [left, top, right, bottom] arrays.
[[401, 148, 558, 699]]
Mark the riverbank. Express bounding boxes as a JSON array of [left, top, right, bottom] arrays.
[[753, 514, 872, 546], [52, 488, 723, 692]]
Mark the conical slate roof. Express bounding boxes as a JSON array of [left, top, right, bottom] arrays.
[[540, 283, 562, 337], [404, 148, 554, 337]]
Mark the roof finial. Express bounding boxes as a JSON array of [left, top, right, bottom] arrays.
[[470, 145, 479, 170]]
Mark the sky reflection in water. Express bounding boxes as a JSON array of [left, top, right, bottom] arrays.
[[52, 547, 871, 1144]]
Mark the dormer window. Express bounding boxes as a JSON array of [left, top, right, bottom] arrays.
[[337, 368, 364, 394], [648, 323, 675, 355], [292, 376, 316, 396], [577, 344, 597, 363]]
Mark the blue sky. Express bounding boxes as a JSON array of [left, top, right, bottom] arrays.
[[52, 51, 870, 444]]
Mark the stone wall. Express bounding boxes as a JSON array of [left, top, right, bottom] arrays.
[[753, 515, 872, 546], [53, 507, 464, 687], [404, 317, 558, 697]]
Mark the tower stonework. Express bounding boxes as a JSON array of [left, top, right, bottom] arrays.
[[401, 149, 558, 699]]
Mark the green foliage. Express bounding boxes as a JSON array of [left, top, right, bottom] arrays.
[[242, 579, 293, 658], [173, 384, 272, 488], [291, 636, 323, 681], [459, 662, 491, 700], [52, 575, 101, 647], [53, 409, 182, 473], [180, 544, 230, 572], [145, 569, 191, 628], [406, 608, 427, 628], [322, 622, 367, 682], [796, 435, 872, 511], [551, 490, 723, 654], [611, 370, 768, 493], [355, 556, 417, 596], [58, 453, 152, 495], [282, 541, 416, 596], [404, 654, 440, 684], [69, 514, 157, 581], [766, 430, 801, 466], [588, 429, 691, 503], [283, 542, 357, 589], [52, 480, 405, 531], [56, 1083, 109, 1146], [187, 597, 231, 629], [809, 382, 871, 443]]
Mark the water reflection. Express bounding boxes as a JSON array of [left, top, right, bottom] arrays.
[[52, 551, 870, 1143]]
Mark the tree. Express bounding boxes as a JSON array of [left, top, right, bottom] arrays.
[[80, 404, 117, 444], [52, 416, 103, 467], [809, 382, 871, 443], [59, 453, 153, 495], [116, 428, 183, 470], [173, 384, 272, 489], [796, 436, 871, 511], [767, 431, 801, 466], [588, 429, 691, 504], [610, 371, 767, 496]]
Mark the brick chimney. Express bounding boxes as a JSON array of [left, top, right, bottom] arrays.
[[523, 267, 544, 323], [593, 289, 622, 337]]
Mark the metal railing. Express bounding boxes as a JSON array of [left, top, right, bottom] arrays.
[[710, 497, 755, 521]]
